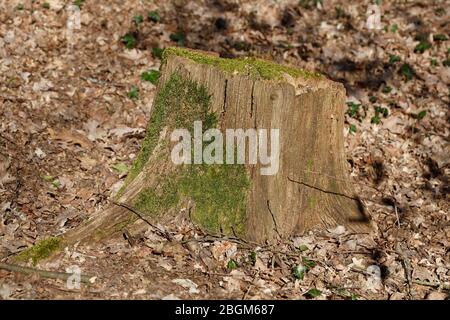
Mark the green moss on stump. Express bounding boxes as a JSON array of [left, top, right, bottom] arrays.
[[163, 47, 323, 80], [120, 72, 214, 195], [130, 73, 250, 235], [16, 237, 61, 265], [134, 176, 180, 215], [179, 164, 249, 235]]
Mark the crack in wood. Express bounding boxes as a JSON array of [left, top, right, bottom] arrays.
[[221, 79, 228, 116]]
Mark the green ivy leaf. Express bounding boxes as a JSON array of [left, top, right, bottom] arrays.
[[304, 288, 322, 298], [121, 33, 137, 49], [148, 10, 160, 22], [388, 55, 401, 64], [170, 31, 186, 46], [433, 34, 448, 41], [346, 102, 361, 119], [141, 70, 160, 85], [133, 15, 144, 25], [415, 40, 432, 53], [399, 63, 414, 81], [73, 0, 85, 9], [152, 47, 164, 59], [302, 257, 316, 269], [227, 259, 238, 271], [249, 251, 257, 264], [371, 115, 381, 124], [292, 265, 307, 280], [127, 86, 139, 100], [382, 86, 392, 94], [417, 110, 427, 120]]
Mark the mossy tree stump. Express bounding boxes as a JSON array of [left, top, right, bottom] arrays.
[[58, 47, 370, 249]]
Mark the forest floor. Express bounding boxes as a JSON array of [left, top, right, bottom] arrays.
[[0, 0, 449, 300]]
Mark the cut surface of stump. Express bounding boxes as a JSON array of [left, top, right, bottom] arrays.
[[51, 47, 372, 253]]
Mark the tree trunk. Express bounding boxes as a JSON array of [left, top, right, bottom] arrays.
[[62, 47, 371, 246]]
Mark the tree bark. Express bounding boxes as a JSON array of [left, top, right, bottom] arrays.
[[62, 47, 371, 246]]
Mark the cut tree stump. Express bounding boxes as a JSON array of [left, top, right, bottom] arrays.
[[39, 47, 371, 258]]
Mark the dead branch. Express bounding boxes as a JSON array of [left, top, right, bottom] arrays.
[[0, 262, 92, 284]]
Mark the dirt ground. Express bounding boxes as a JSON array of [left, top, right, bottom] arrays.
[[0, 0, 449, 300]]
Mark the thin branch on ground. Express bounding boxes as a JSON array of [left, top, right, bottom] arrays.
[[0, 262, 93, 284], [111, 200, 173, 241]]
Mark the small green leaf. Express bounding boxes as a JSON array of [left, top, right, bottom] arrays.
[[52, 179, 61, 188], [141, 70, 160, 85], [389, 55, 401, 64], [152, 47, 164, 59], [399, 63, 414, 81], [42, 2, 50, 9], [375, 106, 389, 118], [416, 110, 427, 120], [390, 24, 398, 33], [121, 33, 137, 49], [133, 15, 144, 25], [349, 124, 357, 134], [302, 257, 316, 269], [431, 59, 438, 67], [73, 0, 85, 9], [433, 34, 448, 41], [298, 244, 309, 252], [227, 259, 238, 271], [369, 96, 377, 103], [382, 86, 392, 94], [371, 115, 380, 124], [249, 251, 257, 264], [304, 288, 322, 298], [148, 10, 160, 22], [346, 102, 361, 119], [112, 163, 129, 174], [170, 31, 186, 46], [292, 265, 307, 280], [414, 39, 432, 54], [127, 86, 139, 100]]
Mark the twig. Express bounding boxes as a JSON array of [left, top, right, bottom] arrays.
[[287, 176, 360, 201], [267, 200, 281, 238], [394, 205, 400, 227], [80, 76, 126, 87], [412, 279, 450, 290], [395, 242, 412, 295], [111, 200, 173, 241], [185, 202, 259, 247], [351, 265, 450, 291], [0, 262, 92, 284], [181, 234, 256, 248], [242, 271, 259, 300]]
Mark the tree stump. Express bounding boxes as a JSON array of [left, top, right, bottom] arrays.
[[59, 47, 371, 250]]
